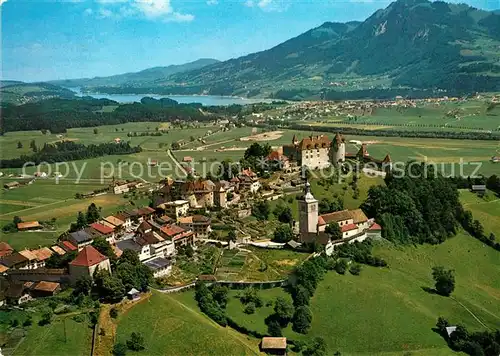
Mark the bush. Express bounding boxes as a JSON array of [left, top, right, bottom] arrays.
[[244, 302, 256, 314], [292, 306, 312, 334], [110, 307, 119, 319], [112, 342, 127, 356], [334, 260, 348, 275], [349, 264, 362, 276], [126, 332, 145, 351], [432, 266, 455, 296]]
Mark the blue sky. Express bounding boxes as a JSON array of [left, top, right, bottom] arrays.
[[1, 0, 499, 82]]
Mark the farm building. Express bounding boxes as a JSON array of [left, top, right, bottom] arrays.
[[31, 281, 61, 297], [144, 257, 172, 278], [17, 221, 42, 231], [260, 337, 287, 355], [69, 246, 111, 283], [3, 181, 20, 190]]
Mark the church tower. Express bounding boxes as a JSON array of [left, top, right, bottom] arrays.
[[299, 181, 318, 235]]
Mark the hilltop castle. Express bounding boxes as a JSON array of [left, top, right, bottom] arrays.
[[282, 133, 391, 171]]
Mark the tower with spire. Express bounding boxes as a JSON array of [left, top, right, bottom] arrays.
[[299, 181, 318, 235]]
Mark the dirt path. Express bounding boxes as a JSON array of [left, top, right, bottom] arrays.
[[167, 149, 187, 176], [451, 297, 492, 330]]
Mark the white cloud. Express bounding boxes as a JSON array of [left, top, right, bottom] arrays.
[[0, 0, 8, 6], [244, 0, 254, 7], [206, 0, 218, 5], [90, 0, 194, 22], [243, 0, 289, 11], [257, 0, 271, 8], [97, 7, 113, 18], [83, 7, 93, 15]]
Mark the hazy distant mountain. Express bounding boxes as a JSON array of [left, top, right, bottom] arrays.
[[0, 82, 75, 105], [151, 0, 500, 98], [49, 58, 220, 88]]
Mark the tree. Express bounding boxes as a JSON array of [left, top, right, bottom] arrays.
[[244, 302, 256, 314], [334, 259, 348, 275], [75, 211, 87, 230], [94, 269, 126, 302], [436, 317, 449, 336], [30, 139, 37, 152], [39, 309, 53, 326], [292, 306, 312, 334], [432, 266, 455, 296], [292, 285, 310, 307], [13, 216, 22, 226], [74, 275, 93, 296], [126, 332, 145, 351], [273, 224, 293, 243], [93, 128, 99, 135], [349, 264, 362, 276], [266, 317, 283, 337], [227, 230, 237, 242], [211, 285, 229, 309], [17, 141, 23, 149], [273, 297, 294, 327], [274, 205, 292, 224], [92, 237, 115, 260], [252, 201, 270, 221], [325, 223, 342, 240], [112, 342, 127, 356], [86, 203, 100, 224], [303, 337, 327, 356]]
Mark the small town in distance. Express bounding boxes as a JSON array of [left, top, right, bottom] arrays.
[[1, 0, 500, 355]]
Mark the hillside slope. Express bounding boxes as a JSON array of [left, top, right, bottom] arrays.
[[50, 58, 219, 88], [0, 82, 75, 105], [148, 0, 500, 98]]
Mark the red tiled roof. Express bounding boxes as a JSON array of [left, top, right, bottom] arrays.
[[90, 223, 114, 235], [298, 135, 331, 150], [267, 151, 288, 161], [320, 210, 352, 224], [317, 216, 326, 226], [60, 240, 78, 252], [0, 242, 13, 258], [31, 247, 53, 261], [70, 246, 108, 267], [161, 224, 186, 237], [369, 223, 382, 231], [341, 223, 358, 233]]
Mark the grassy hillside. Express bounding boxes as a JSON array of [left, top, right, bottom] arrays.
[[116, 291, 260, 355], [223, 233, 500, 355], [0, 83, 75, 105]]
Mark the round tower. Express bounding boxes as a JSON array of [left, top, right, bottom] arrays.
[[333, 133, 345, 164]]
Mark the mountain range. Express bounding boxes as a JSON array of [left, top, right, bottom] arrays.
[[49, 58, 219, 88], [56, 0, 500, 99]]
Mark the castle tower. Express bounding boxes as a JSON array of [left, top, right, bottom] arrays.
[[292, 134, 299, 146], [332, 133, 345, 164], [299, 181, 318, 235]]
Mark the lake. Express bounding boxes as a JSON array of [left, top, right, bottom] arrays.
[[69, 87, 273, 106]]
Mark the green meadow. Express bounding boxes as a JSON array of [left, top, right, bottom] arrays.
[[116, 292, 260, 355], [221, 233, 500, 356]]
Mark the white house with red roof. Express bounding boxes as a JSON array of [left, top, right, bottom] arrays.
[[69, 246, 111, 283]]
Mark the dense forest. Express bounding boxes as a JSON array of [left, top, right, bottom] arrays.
[[0, 97, 208, 134], [0, 141, 141, 168]]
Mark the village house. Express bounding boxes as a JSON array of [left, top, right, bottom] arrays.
[[178, 215, 212, 238], [0, 242, 13, 258], [59, 240, 78, 253], [18, 250, 40, 269], [69, 246, 112, 283], [68, 230, 94, 250], [30, 281, 61, 298], [103, 215, 125, 232], [90, 222, 115, 243], [159, 200, 190, 219], [50, 245, 67, 256], [30, 248, 54, 268], [157, 178, 227, 209], [159, 224, 195, 248], [4, 283, 33, 305], [144, 257, 172, 278], [238, 168, 261, 194], [17, 221, 43, 231], [266, 150, 290, 171], [114, 212, 133, 230], [0, 252, 30, 270]]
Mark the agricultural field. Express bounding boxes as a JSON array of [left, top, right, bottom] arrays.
[[459, 189, 500, 235], [223, 233, 500, 355], [115, 291, 260, 355], [0, 179, 144, 249]]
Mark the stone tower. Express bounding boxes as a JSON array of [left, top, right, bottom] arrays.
[[332, 133, 346, 164], [299, 181, 318, 235]]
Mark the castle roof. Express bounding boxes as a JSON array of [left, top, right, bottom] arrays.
[[382, 154, 392, 163], [298, 135, 331, 150], [334, 132, 345, 145], [357, 144, 369, 157]]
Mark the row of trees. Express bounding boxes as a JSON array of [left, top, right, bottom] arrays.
[[194, 282, 229, 326], [0, 141, 141, 168]]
